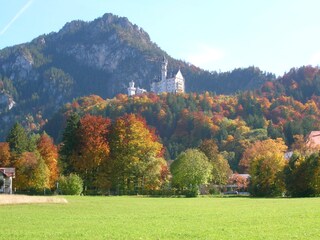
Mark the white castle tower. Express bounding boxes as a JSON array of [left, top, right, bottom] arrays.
[[151, 56, 185, 94], [161, 56, 168, 81], [127, 81, 136, 96], [127, 81, 147, 96]]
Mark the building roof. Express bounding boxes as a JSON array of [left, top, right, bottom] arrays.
[[232, 174, 250, 179], [175, 69, 184, 79], [306, 131, 320, 147], [0, 168, 15, 178]]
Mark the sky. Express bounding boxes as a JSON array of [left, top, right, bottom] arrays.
[[1, 0, 320, 76]]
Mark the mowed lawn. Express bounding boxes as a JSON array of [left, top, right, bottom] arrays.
[[0, 196, 319, 240]]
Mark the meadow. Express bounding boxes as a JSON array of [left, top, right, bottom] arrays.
[[0, 196, 319, 239]]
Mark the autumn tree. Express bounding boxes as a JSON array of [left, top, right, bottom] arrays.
[[37, 133, 59, 189], [228, 173, 249, 192], [140, 156, 169, 192], [71, 114, 111, 191], [15, 151, 50, 191], [170, 149, 212, 196], [0, 142, 11, 167], [199, 139, 232, 187], [108, 114, 164, 194], [239, 138, 287, 197], [284, 152, 320, 197]]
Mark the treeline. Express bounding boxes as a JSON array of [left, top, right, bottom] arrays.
[[1, 113, 231, 196], [2, 114, 320, 197]]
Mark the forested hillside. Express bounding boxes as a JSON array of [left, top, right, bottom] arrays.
[[261, 65, 320, 102], [0, 13, 275, 140], [44, 83, 320, 171]]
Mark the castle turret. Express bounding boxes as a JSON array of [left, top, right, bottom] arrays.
[[127, 81, 136, 96], [161, 56, 168, 81]]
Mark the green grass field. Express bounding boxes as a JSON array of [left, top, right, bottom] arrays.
[[0, 196, 319, 239]]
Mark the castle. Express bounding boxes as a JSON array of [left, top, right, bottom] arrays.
[[127, 81, 147, 96], [127, 56, 185, 96], [150, 56, 185, 94]]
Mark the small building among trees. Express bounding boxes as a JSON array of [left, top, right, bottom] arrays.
[[0, 168, 15, 194]]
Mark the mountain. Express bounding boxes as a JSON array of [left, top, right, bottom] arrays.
[[0, 13, 275, 140]]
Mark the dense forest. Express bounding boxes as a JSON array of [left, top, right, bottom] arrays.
[[44, 66, 320, 172]]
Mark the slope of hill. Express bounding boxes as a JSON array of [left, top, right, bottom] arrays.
[[43, 90, 320, 170], [261, 66, 320, 102], [0, 13, 275, 140]]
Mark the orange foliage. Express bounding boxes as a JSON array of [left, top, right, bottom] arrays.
[[0, 142, 11, 167], [239, 138, 287, 173], [15, 152, 50, 191], [73, 114, 111, 174], [37, 133, 59, 189]]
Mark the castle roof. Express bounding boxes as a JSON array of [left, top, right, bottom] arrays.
[[306, 131, 320, 147]]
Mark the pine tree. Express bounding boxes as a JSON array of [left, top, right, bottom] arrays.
[[6, 122, 29, 154], [59, 113, 80, 174]]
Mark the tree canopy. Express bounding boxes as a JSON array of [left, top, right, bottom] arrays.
[[171, 149, 212, 193]]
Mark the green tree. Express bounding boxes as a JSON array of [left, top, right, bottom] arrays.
[[58, 174, 83, 195], [59, 113, 80, 174], [171, 149, 212, 196], [285, 152, 320, 197], [6, 123, 29, 154], [267, 121, 283, 139], [199, 139, 232, 187]]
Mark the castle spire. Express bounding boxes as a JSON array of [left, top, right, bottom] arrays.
[[161, 56, 168, 81]]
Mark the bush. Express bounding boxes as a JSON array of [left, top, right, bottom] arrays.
[[58, 174, 83, 195], [209, 187, 220, 195], [184, 187, 199, 198]]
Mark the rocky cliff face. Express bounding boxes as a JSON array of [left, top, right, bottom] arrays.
[[0, 13, 173, 139]]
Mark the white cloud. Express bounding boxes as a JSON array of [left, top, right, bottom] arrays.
[[186, 44, 225, 68], [0, 0, 34, 35], [308, 51, 320, 66]]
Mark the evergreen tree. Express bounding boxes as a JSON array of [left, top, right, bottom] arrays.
[[59, 113, 80, 174], [267, 121, 282, 139], [6, 123, 29, 154]]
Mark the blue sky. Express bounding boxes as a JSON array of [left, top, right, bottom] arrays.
[[1, 0, 320, 76]]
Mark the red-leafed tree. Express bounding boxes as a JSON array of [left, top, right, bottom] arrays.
[[72, 114, 111, 191], [37, 133, 59, 189]]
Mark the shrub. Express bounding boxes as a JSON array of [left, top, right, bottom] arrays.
[[58, 174, 83, 195], [184, 188, 199, 198]]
